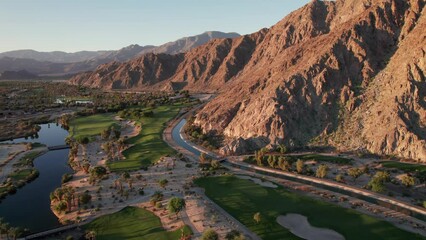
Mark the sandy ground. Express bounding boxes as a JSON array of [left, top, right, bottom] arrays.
[[52, 117, 258, 239], [0, 143, 26, 166], [0, 144, 46, 184], [277, 214, 345, 240], [235, 175, 278, 188]]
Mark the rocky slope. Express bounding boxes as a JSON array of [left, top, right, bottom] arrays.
[[70, 0, 426, 161]]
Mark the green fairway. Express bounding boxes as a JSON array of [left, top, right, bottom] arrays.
[[84, 206, 192, 240], [380, 161, 426, 172], [195, 176, 425, 240], [108, 104, 181, 171], [69, 113, 120, 141]]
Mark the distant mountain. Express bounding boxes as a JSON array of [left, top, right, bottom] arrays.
[[0, 70, 38, 80], [70, 0, 426, 161], [147, 31, 241, 55], [0, 49, 111, 63], [0, 31, 240, 77]]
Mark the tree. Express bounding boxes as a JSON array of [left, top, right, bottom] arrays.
[[201, 229, 219, 240], [55, 200, 68, 213], [8, 227, 23, 240], [210, 160, 220, 169], [199, 153, 209, 165], [85, 230, 97, 240], [101, 128, 110, 140], [315, 164, 328, 178], [167, 197, 186, 218], [335, 174, 344, 183], [278, 157, 291, 171], [158, 179, 168, 189], [79, 191, 92, 205], [401, 175, 416, 188], [277, 144, 287, 154], [368, 171, 390, 193], [90, 166, 107, 181], [253, 212, 261, 223], [296, 159, 304, 174], [225, 230, 245, 240], [267, 155, 277, 168], [347, 168, 364, 182]]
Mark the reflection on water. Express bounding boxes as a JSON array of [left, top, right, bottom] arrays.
[[1, 123, 68, 147], [0, 123, 72, 233]]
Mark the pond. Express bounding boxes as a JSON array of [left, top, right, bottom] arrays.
[[0, 123, 72, 233], [2, 123, 69, 147]]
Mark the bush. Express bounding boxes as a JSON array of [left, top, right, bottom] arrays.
[[79, 192, 92, 205], [55, 201, 67, 213], [61, 173, 73, 184], [201, 228, 219, 240], [138, 189, 145, 195]]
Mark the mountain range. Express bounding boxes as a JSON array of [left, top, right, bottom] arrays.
[[70, 0, 426, 162], [0, 31, 240, 76]]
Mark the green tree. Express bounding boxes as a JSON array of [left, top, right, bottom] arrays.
[[167, 197, 186, 218], [225, 230, 245, 240], [253, 212, 261, 223], [201, 229, 219, 240], [315, 164, 328, 178], [347, 167, 364, 182], [211, 160, 220, 169], [90, 166, 107, 181], [335, 174, 344, 183], [368, 171, 390, 193], [158, 179, 168, 189], [296, 159, 304, 174], [401, 175, 416, 188]]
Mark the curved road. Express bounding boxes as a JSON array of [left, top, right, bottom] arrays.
[[169, 117, 426, 224]]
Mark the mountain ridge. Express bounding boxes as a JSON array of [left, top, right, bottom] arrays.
[[0, 31, 240, 76], [70, 0, 426, 161]]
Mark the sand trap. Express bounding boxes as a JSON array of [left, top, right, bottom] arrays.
[[236, 175, 278, 188], [277, 214, 345, 240]]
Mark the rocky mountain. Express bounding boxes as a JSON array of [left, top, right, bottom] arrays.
[[0, 32, 240, 77], [70, 0, 426, 161], [148, 31, 241, 55]]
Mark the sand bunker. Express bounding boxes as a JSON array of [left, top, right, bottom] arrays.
[[277, 214, 345, 240], [236, 175, 278, 188]]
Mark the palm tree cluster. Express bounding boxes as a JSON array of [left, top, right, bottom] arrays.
[[0, 218, 26, 240], [50, 186, 78, 213]]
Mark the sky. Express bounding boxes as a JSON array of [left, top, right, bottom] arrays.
[[0, 0, 310, 53]]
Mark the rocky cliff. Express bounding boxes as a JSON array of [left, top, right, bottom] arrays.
[[70, 0, 426, 161]]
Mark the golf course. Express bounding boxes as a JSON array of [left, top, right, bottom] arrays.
[[108, 104, 183, 171], [195, 175, 425, 240], [84, 206, 192, 240], [69, 113, 120, 141]]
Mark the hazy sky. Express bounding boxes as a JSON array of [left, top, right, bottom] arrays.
[[0, 0, 310, 53]]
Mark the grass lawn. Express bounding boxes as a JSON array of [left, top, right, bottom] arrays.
[[380, 161, 426, 173], [195, 176, 425, 240], [14, 151, 42, 167], [9, 168, 35, 181], [69, 113, 120, 141], [84, 206, 192, 240], [108, 104, 182, 171]]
